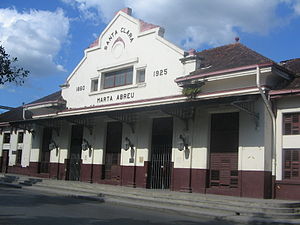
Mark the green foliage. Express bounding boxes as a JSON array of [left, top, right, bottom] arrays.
[[182, 87, 201, 99], [0, 45, 29, 85]]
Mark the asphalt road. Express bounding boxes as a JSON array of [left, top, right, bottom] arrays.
[[0, 186, 242, 225]]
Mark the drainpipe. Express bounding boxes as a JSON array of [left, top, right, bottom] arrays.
[[22, 107, 26, 120], [256, 66, 276, 198]]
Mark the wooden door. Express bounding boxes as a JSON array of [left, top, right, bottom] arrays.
[[40, 128, 52, 173], [68, 125, 83, 181], [104, 122, 122, 180], [209, 112, 239, 188], [1, 150, 9, 173]]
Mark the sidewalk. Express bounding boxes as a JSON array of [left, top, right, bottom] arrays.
[[1, 173, 300, 224]]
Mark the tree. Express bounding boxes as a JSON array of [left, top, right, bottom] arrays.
[[0, 45, 29, 85]]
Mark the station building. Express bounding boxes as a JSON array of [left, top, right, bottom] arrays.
[[1, 8, 300, 200]]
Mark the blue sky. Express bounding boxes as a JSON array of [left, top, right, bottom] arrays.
[[0, 0, 300, 110]]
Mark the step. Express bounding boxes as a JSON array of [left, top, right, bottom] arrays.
[[19, 180, 33, 186], [28, 178, 42, 183], [33, 182, 300, 219]]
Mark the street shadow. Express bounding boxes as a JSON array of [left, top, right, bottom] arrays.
[[0, 215, 240, 225], [0, 188, 100, 207]]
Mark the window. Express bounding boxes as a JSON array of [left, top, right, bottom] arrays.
[[91, 79, 99, 92], [136, 69, 145, 83], [16, 150, 22, 165], [103, 67, 133, 89], [283, 149, 300, 180], [18, 132, 24, 143], [283, 113, 300, 135], [3, 133, 10, 144]]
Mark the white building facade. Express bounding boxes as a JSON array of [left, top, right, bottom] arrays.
[[1, 8, 299, 200]]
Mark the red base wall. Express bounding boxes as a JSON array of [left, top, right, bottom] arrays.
[[4, 162, 282, 199], [240, 171, 272, 198], [80, 164, 92, 182], [7, 165, 29, 175], [48, 162, 67, 180], [135, 161, 148, 188], [275, 180, 300, 200], [91, 164, 103, 183], [172, 168, 272, 198], [118, 163, 149, 187]]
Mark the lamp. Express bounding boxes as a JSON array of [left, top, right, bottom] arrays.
[[124, 137, 134, 151], [178, 134, 188, 151], [48, 139, 58, 151], [82, 138, 91, 151]]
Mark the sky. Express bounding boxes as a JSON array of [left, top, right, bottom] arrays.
[[0, 0, 300, 110]]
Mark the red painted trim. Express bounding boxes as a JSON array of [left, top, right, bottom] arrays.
[[60, 86, 260, 115], [270, 89, 300, 96], [175, 63, 274, 83]]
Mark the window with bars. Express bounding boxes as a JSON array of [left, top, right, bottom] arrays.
[[283, 113, 300, 135], [103, 67, 133, 89], [3, 133, 10, 144], [283, 149, 300, 180], [15, 150, 22, 165]]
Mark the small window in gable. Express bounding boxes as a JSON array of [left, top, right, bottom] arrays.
[[136, 68, 145, 83], [91, 78, 99, 92]]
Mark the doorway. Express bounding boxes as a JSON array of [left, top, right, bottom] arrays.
[[104, 122, 122, 181], [1, 150, 9, 173], [149, 117, 173, 189], [68, 125, 83, 181], [39, 127, 52, 173], [209, 112, 239, 188]]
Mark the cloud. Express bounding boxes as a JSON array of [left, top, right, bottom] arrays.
[[0, 8, 70, 77], [286, 0, 300, 15], [61, 0, 299, 49]]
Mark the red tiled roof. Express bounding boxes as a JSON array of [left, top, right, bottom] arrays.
[[191, 43, 274, 76], [0, 90, 62, 123]]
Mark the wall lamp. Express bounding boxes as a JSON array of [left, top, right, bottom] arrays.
[[49, 139, 58, 151], [82, 138, 92, 151], [124, 137, 134, 151], [178, 134, 189, 151]]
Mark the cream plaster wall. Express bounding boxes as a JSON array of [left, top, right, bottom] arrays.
[[8, 132, 17, 166], [30, 125, 42, 162], [0, 129, 32, 167], [275, 96, 300, 180], [21, 131, 32, 167], [191, 109, 209, 169], [173, 117, 192, 168]]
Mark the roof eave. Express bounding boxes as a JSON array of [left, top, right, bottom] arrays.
[[175, 62, 274, 83]]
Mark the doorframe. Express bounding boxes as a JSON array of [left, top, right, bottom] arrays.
[[148, 116, 174, 189], [206, 111, 240, 195], [67, 125, 83, 181]]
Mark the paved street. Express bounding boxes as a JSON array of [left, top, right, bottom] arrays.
[[0, 186, 243, 225]]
